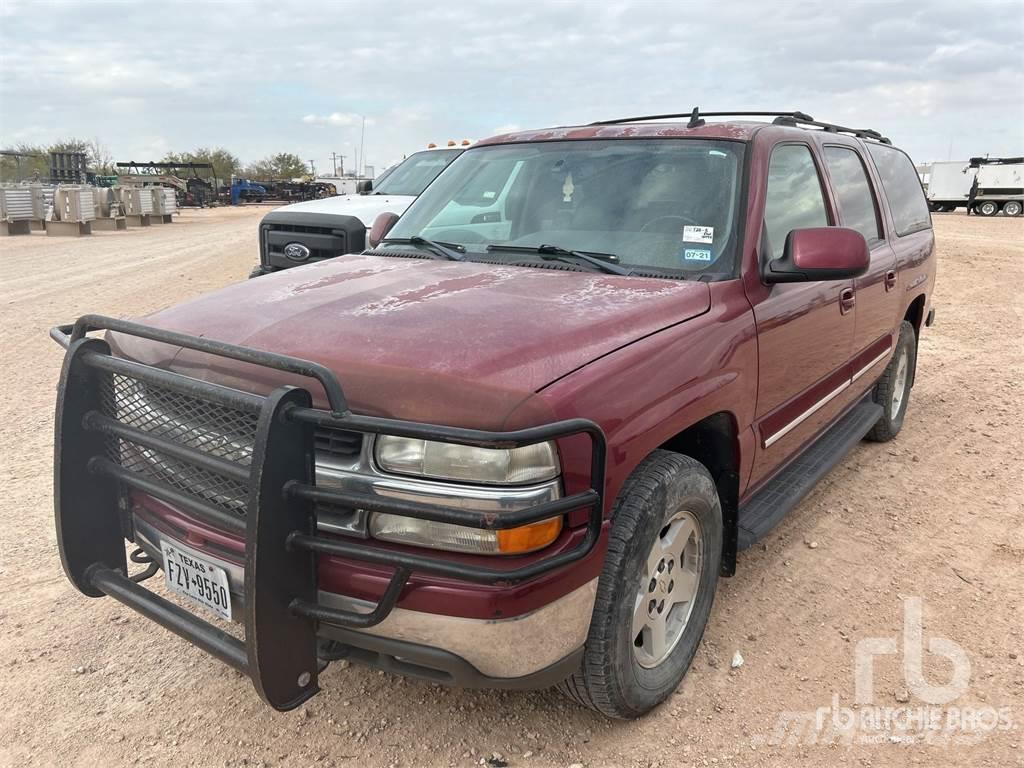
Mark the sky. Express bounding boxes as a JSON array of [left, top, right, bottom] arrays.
[[1, 0, 1022, 174]]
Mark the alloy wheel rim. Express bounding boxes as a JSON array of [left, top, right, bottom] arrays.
[[892, 347, 909, 414], [632, 508, 704, 668]]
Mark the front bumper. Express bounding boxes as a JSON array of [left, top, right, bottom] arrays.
[[51, 315, 606, 710], [133, 513, 597, 680]]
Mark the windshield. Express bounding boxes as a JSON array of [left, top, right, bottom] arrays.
[[385, 139, 745, 278], [372, 149, 462, 196]]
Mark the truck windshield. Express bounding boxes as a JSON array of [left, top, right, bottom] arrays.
[[372, 149, 462, 197], [385, 139, 745, 278]]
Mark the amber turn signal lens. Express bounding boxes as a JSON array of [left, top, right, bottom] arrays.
[[496, 517, 563, 554]]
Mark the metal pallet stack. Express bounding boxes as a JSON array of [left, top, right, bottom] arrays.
[[150, 187, 177, 224], [92, 187, 127, 231], [0, 187, 35, 236], [117, 186, 153, 227], [47, 185, 96, 237]]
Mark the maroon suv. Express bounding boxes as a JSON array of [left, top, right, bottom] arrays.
[[52, 110, 935, 719]]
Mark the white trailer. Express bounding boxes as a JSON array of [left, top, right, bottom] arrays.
[[924, 157, 1022, 216], [971, 157, 1023, 217], [925, 161, 975, 212]]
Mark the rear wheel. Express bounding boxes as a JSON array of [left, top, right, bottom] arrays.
[[867, 320, 916, 442], [558, 451, 722, 719], [1003, 200, 1022, 217], [976, 200, 999, 216]]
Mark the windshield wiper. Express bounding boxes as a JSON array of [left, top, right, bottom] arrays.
[[381, 236, 465, 261], [486, 243, 632, 276]]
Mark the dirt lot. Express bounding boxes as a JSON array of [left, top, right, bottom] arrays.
[[0, 208, 1020, 768]]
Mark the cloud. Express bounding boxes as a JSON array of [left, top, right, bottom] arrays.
[[302, 112, 371, 127], [0, 0, 1020, 168]]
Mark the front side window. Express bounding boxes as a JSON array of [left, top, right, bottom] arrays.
[[866, 143, 931, 236], [372, 149, 462, 196], [824, 146, 882, 243], [385, 139, 746, 278], [763, 144, 830, 261]]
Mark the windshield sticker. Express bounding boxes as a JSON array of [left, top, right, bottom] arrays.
[[683, 225, 714, 244], [683, 248, 712, 262], [562, 172, 575, 202]]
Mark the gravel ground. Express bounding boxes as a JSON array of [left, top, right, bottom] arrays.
[[0, 207, 1021, 768]]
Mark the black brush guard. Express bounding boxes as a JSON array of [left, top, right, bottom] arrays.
[[51, 314, 606, 711]]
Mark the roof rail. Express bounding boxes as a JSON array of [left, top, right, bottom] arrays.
[[588, 108, 892, 144], [771, 114, 892, 145], [589, 110, 814, 127]]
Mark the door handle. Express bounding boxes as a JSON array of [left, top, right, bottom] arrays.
[[885, 270, 897, 291], [840, 287, 856, 315]]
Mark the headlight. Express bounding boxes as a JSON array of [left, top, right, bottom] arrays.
[[369, 514, 562, 555], [374, 436, 560, 485]]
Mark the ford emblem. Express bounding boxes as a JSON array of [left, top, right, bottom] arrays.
[[283, 242, 311, 262]]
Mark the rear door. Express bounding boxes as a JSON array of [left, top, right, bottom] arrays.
[[748, 142, 857, 487], [822, 144, 898, 379]]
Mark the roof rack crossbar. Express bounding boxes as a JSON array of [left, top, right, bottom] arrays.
[[588, 108, 891, 145]]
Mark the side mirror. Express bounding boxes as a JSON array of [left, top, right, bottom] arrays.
[[356, 179, 373, 195], [368, 211, 400, 248], [765, 227, 869, 284]]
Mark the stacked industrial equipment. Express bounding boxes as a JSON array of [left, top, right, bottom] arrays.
[[0, 151, 184, 238]]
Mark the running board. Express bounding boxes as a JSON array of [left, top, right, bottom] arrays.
[[737, 399, 883, 549]]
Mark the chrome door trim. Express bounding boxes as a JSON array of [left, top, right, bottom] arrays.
[[851, 348, 892, 383], [763, 380, 851, 449]]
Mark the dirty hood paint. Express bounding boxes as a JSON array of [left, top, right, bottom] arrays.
[[119, 254, 711, 428]]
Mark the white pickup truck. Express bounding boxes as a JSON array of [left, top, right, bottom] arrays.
[[249, 147, 463, 277]]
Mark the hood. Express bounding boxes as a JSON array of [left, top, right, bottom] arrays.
[[116, 255, 710, 429], [269, 193, 417, 223]]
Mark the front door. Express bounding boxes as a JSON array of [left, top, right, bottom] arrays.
[[747, 142, 857, 489]]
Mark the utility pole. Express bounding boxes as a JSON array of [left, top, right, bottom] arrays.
[[308, 159, 316, 177], [330, 152, 346, 176], [358, 115, 366, 177]]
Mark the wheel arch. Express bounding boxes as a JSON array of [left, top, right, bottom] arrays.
[[904, 293, 927, 387], [657, 411, 741, 578]]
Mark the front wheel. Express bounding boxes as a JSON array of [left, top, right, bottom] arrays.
[[867, 320, 917, 442], [558, 451, 722, 719]]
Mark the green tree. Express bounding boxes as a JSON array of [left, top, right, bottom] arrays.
[[246, 152, 309, 180], [0, 143, 48, 182]]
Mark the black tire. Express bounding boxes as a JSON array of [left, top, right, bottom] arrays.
[[976, 200, 999, 217], [866, 320, 917, 442], [558, 451, 722, 719], [1003, 200, 1022, 217]]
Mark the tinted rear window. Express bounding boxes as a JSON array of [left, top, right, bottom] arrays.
[[867, 144, 931, 236]]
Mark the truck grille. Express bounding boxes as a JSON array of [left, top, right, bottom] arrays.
[[101, 373, 257, 517], [264, 223, 348, 262], [100, 373, 365, 520], [314, 428, 363, 458]]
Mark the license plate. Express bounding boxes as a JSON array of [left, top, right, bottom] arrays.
[[161, 540, 233, 620]]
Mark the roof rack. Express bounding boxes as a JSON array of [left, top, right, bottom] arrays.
[[589, 108, 892, 145]]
